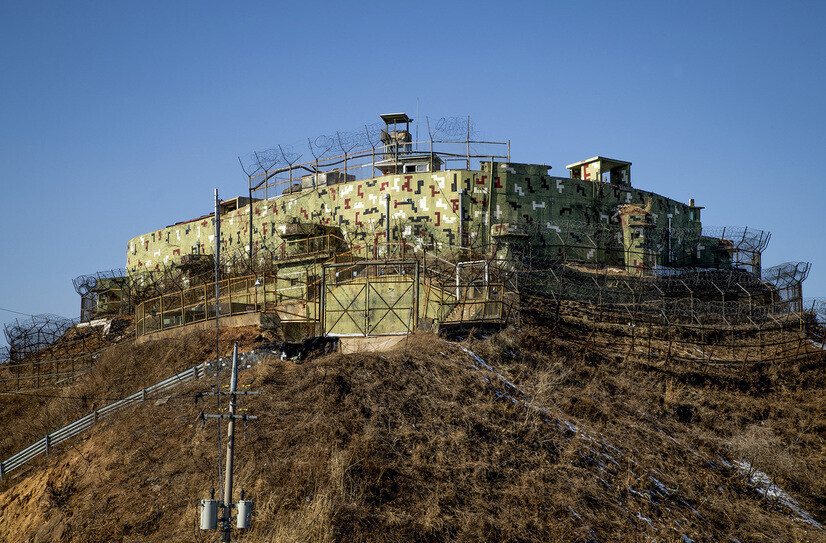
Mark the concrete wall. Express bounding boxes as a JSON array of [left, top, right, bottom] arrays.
[[126, 161, 713, 275]]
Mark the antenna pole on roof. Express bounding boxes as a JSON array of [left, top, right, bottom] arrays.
[[466, 115, 471, 170], [416, 98, 419, 150]]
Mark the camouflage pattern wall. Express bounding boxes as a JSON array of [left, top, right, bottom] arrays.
[[126, 161, 713, 276]]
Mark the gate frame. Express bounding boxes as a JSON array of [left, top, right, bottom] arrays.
[[321, 260, 420, 337]]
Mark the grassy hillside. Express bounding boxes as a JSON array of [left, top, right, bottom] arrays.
[[0, 308, 824, 542]]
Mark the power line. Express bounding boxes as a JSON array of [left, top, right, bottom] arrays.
[[0, 306, 34, 317]]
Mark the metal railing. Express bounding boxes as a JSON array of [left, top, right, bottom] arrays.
[[136, 275, 267, 337], [249, 139, 510, 200], [0, 362, 207, 480], [423, 280, 513, 325]]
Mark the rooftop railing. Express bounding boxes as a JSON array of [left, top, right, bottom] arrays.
[[247, 139, 510, 200]]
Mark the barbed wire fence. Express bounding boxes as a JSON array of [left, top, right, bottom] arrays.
[[6, 214, 818, 390], [0, 313, 119, 391], [240, 117, 475, 178]]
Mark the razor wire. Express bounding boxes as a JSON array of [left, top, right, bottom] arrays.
[[3, 315, 79, 363], [242, 116, 475, 176]]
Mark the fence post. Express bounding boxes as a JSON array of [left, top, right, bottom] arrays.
[[0, 461, 4, 481], [320, 268, 326, 336], [94, 410, 98, 424], [45, 435, 50, 456], [413, 260, 420, 331], [365, 276, 370, 335], [142, 389, 146, 402]]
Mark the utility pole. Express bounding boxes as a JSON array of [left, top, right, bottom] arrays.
[[220, 342, 239, 542], [214, 188, 222, 497], [198, 342, 259, 540]]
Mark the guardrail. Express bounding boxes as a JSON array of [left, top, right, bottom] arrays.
[[0, 362, 207, 480]]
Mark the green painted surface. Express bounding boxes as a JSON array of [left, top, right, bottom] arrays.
[[127, 160, 721, 278]]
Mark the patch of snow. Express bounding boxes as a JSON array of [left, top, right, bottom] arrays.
[[734, 460, 823, 530], [636, 512, 657, 531], [649, 476, 670, 497]]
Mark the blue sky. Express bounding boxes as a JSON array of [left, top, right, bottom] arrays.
[[1, 1, 825, 339]]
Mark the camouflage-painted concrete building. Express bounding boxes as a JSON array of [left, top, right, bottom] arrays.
[[127, 114, 724, 279]]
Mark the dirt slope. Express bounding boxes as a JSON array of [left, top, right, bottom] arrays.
[[0, 318, 824, 542]]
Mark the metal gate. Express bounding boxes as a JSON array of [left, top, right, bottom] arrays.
[[322, 261, 419, 336]]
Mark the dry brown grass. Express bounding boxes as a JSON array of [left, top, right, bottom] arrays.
[[0, 309, 824, 542]]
